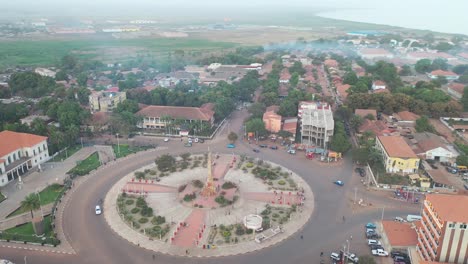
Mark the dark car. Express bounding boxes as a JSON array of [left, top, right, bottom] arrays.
[[391, 251, 408, 258], [253, 149, 260, 153], [370, 244, 384, 250], [259, 144, 268, 148], [270, 146, 278, 150], [367, 233, 381, 239]]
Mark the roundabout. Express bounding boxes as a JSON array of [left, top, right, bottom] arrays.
[[104, 152, 314, 257]]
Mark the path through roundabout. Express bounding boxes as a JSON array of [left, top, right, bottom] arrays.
[[104, 152, 314, 257]]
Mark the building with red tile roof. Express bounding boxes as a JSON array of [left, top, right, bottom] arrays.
[[428, 70, 459, 81], [417, 194, 468, 263], [372, 80, 387, 90], [376, 136, 420, 174], [282, 117, 298, 137], [448, 83, 466, 99], [358, 120, 390, 136], [324, 59, 338, 68], [382, 221, 418, 247], [0, 131, 49, 186], [355, 109, 377, 119], [336, 84, 351, 100], [396, 111, 420, 123], [136, 103, 215, 132], [279, 68, 291, 83], [263, 106, 282, 133]]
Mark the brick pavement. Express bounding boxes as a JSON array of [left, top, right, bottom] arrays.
[[172, 209, 206, 248]]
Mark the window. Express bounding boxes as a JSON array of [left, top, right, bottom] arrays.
[[460, 224, 467, 229], [448, 223, 455, 228]]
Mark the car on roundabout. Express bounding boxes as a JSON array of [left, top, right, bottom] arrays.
[[270, 146, 278, 150], [227, 144, 236, 148], [366, 222, 377, 229], [164, 138, 170, 142], [184, 143, 192, 147], [253, 148, 260, 153], [333, 180, 344, 186], [95, 205, 102, 215]]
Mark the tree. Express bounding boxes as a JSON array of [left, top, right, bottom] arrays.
[[116, 99, 139, 113], [248, 103, 266, 119], [55, 71, 69, 82], [77, 72, 88, 87], [352, 147, 370, 164], [155, 154, 176, 172], [277, 130, 293, 138], [278, 99, 297, 117], [415, 59, 432, 73], [343, 71, 358, 85], [290, 72, 299, 87], [462, 87, 468, 111], [456, 155, 468, 166], [358, 255, 377, 264], [399, 65, 412, 76], [61, 55, 78, 71], [21, 193, 40, 218], [330, 122, 351, 153], [349, 115, 364, 132], [415, 116, 435, 133], [245, 118, 268, 137], [228, 132, 238, 143], [459, 75, 468, 84]]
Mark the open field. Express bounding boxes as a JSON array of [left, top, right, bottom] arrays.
[[0, 37, 237, 68], [7, 184, 64, 218], [67, 152, 100, 176], [5, 215, 54, 237]]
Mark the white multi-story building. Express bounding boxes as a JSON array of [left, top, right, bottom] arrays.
[[0, 131, 49, 187], [34, 68, 56, 78], [299, 102, 334, 148]]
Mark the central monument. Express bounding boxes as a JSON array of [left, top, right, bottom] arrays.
[[200, 151, 217, 197]]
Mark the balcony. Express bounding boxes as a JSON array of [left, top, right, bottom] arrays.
[[419, 229, 437, 259], [421, 223, 439, 249], [424, 201, 442, 229], [422, 212, 441, 241]]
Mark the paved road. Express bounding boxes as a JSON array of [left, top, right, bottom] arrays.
[[1, 109, 420, 264]]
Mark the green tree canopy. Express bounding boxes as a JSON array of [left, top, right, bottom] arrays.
[[343, 71, 358, 85], [245, 118, 267, 137], [155, 154, 176, 172], [415, 116, 436, 133], [228, 132, 238, 143], [21, 193, 40, 218], [462, 87, 468, 111], [415, 59, 432, 73]]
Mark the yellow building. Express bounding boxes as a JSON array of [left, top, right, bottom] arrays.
[[89, 91, 126, 112], [376, 136, 420, 175]]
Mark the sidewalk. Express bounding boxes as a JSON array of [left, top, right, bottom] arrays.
[[0, 146, 101, 219]]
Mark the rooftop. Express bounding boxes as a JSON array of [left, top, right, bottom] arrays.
[[136, 103, 214, 122], [412, 132, 450, 153], [396, 111, 420, 122], [0, 131, 48, 158], [426, 194, 468, 222], [382, 221, 418, 247], [378, 136, 418, 158], [430, 70, 458, 77]]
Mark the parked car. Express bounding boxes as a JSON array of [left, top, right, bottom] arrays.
[[366, 233, 381, 239], [287, 149, 296, 155], [394, 217, 407, 223], [371, 249, 388, 257], [95, 205, 102, 215], [227, 144, 236, 148], [270, 146, 278, 150], [330, 252, 340, 261], [367, 239, 381, 246], [348, 254, 359, 263], [259, 144, 268, 148], [391, 251, 408, 258], [164, 138, 169, 142], [198, 138, 205, 143], [334, 180, 344, 186], [253, 148, 260, 153], [184, 143, 192, 147], [366, 223, 377, 229], [370, 244, 384, 250], [394, 255, 409, 262]]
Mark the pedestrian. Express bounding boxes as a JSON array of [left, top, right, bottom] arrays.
[[186, 249, 189, 255], [300, 234, 303, 239], [350, 235, 353, 240], [342, 216, 345, 222], [152, 254, 155, 260], [320, 252, 323, 257]]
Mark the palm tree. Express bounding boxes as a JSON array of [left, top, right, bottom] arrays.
[[21, 194, 40, 218]]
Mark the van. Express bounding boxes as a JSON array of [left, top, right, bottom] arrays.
[[406, 214, 422, 222], [394, 217, 406, 223]]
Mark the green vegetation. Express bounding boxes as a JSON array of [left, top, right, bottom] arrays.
[[0, 38, 237, 68], [5, 216, 53, 237], [67, 152, 100, 176], [50, 145, 81, 162], [415, 116, 436, 133], [330, 121, 352, 153], [1, 215, 59, 246], [113, 144, 149, 159], [8, 184, 64, 218]]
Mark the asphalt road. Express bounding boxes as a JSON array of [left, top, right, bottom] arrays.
[[1, 109, 420, 264]]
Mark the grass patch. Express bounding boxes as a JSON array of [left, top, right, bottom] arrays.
[[67, 152, 100, 176], [7, 184, 64, 218], [50, 145, 81, 162], [0, 192, 5, 203], [5, 215, 54, 237], [0, 38, 237, 68], [113, 144, 149, 159]]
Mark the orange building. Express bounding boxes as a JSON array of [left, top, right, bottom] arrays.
[[417, 194, 468, 264], [263, 106, 282, 133]]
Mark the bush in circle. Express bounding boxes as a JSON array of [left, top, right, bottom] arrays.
[[139, 217, 149, 224], [131, 207, 140, 214], [140, 206, 153, 217], [278, 180, 286, 185], [125, 199, 134, 205]]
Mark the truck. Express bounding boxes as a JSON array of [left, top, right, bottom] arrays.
[[371, 249, 389, 257], [406, 214, 422, 222]]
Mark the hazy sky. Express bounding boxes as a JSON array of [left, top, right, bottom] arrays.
[[1, 0, 466, 35]]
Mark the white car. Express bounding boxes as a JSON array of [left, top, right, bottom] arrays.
[[95, 205, 102, 215], [367, 239, 381, 246], [348, 253, 359, 263], [164, 138, 169, 142], [371, 249, 389, 256], [330, 252, 340, 261]]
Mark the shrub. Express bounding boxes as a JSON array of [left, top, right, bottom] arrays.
[[149, 170, 157, 176], [155, 154, 176, 172], [246, 229, 253, 234], [140, 206, 153, 217], [180, 153, 191, 161], [144, 169, 151, 174], [235, 225, 245, 236], [215, 195, 232, 206], [183, 193, 196, 202], [133, 222, 140, 229], [136, 197, 147, 208], [278, 180, 286, 185], [180, 161, 190, 170], [245, 162, 254, 168], [222, 230, 231, 238], [272, 213, 280, 218], [134, 171, 145, 179], [222, 181, 237, 189], [125, 199, 134, 205], [139, 217, 148, 224], [131, 208, 140, 214], [151, 215, 166, 225], [192, 180, 204, 188]]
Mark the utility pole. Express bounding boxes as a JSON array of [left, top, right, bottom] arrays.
[[116, 133, 120, 155], [354, 187, 357, 204]]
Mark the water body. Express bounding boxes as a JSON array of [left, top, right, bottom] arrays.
[[317, 7, 468, 36]]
